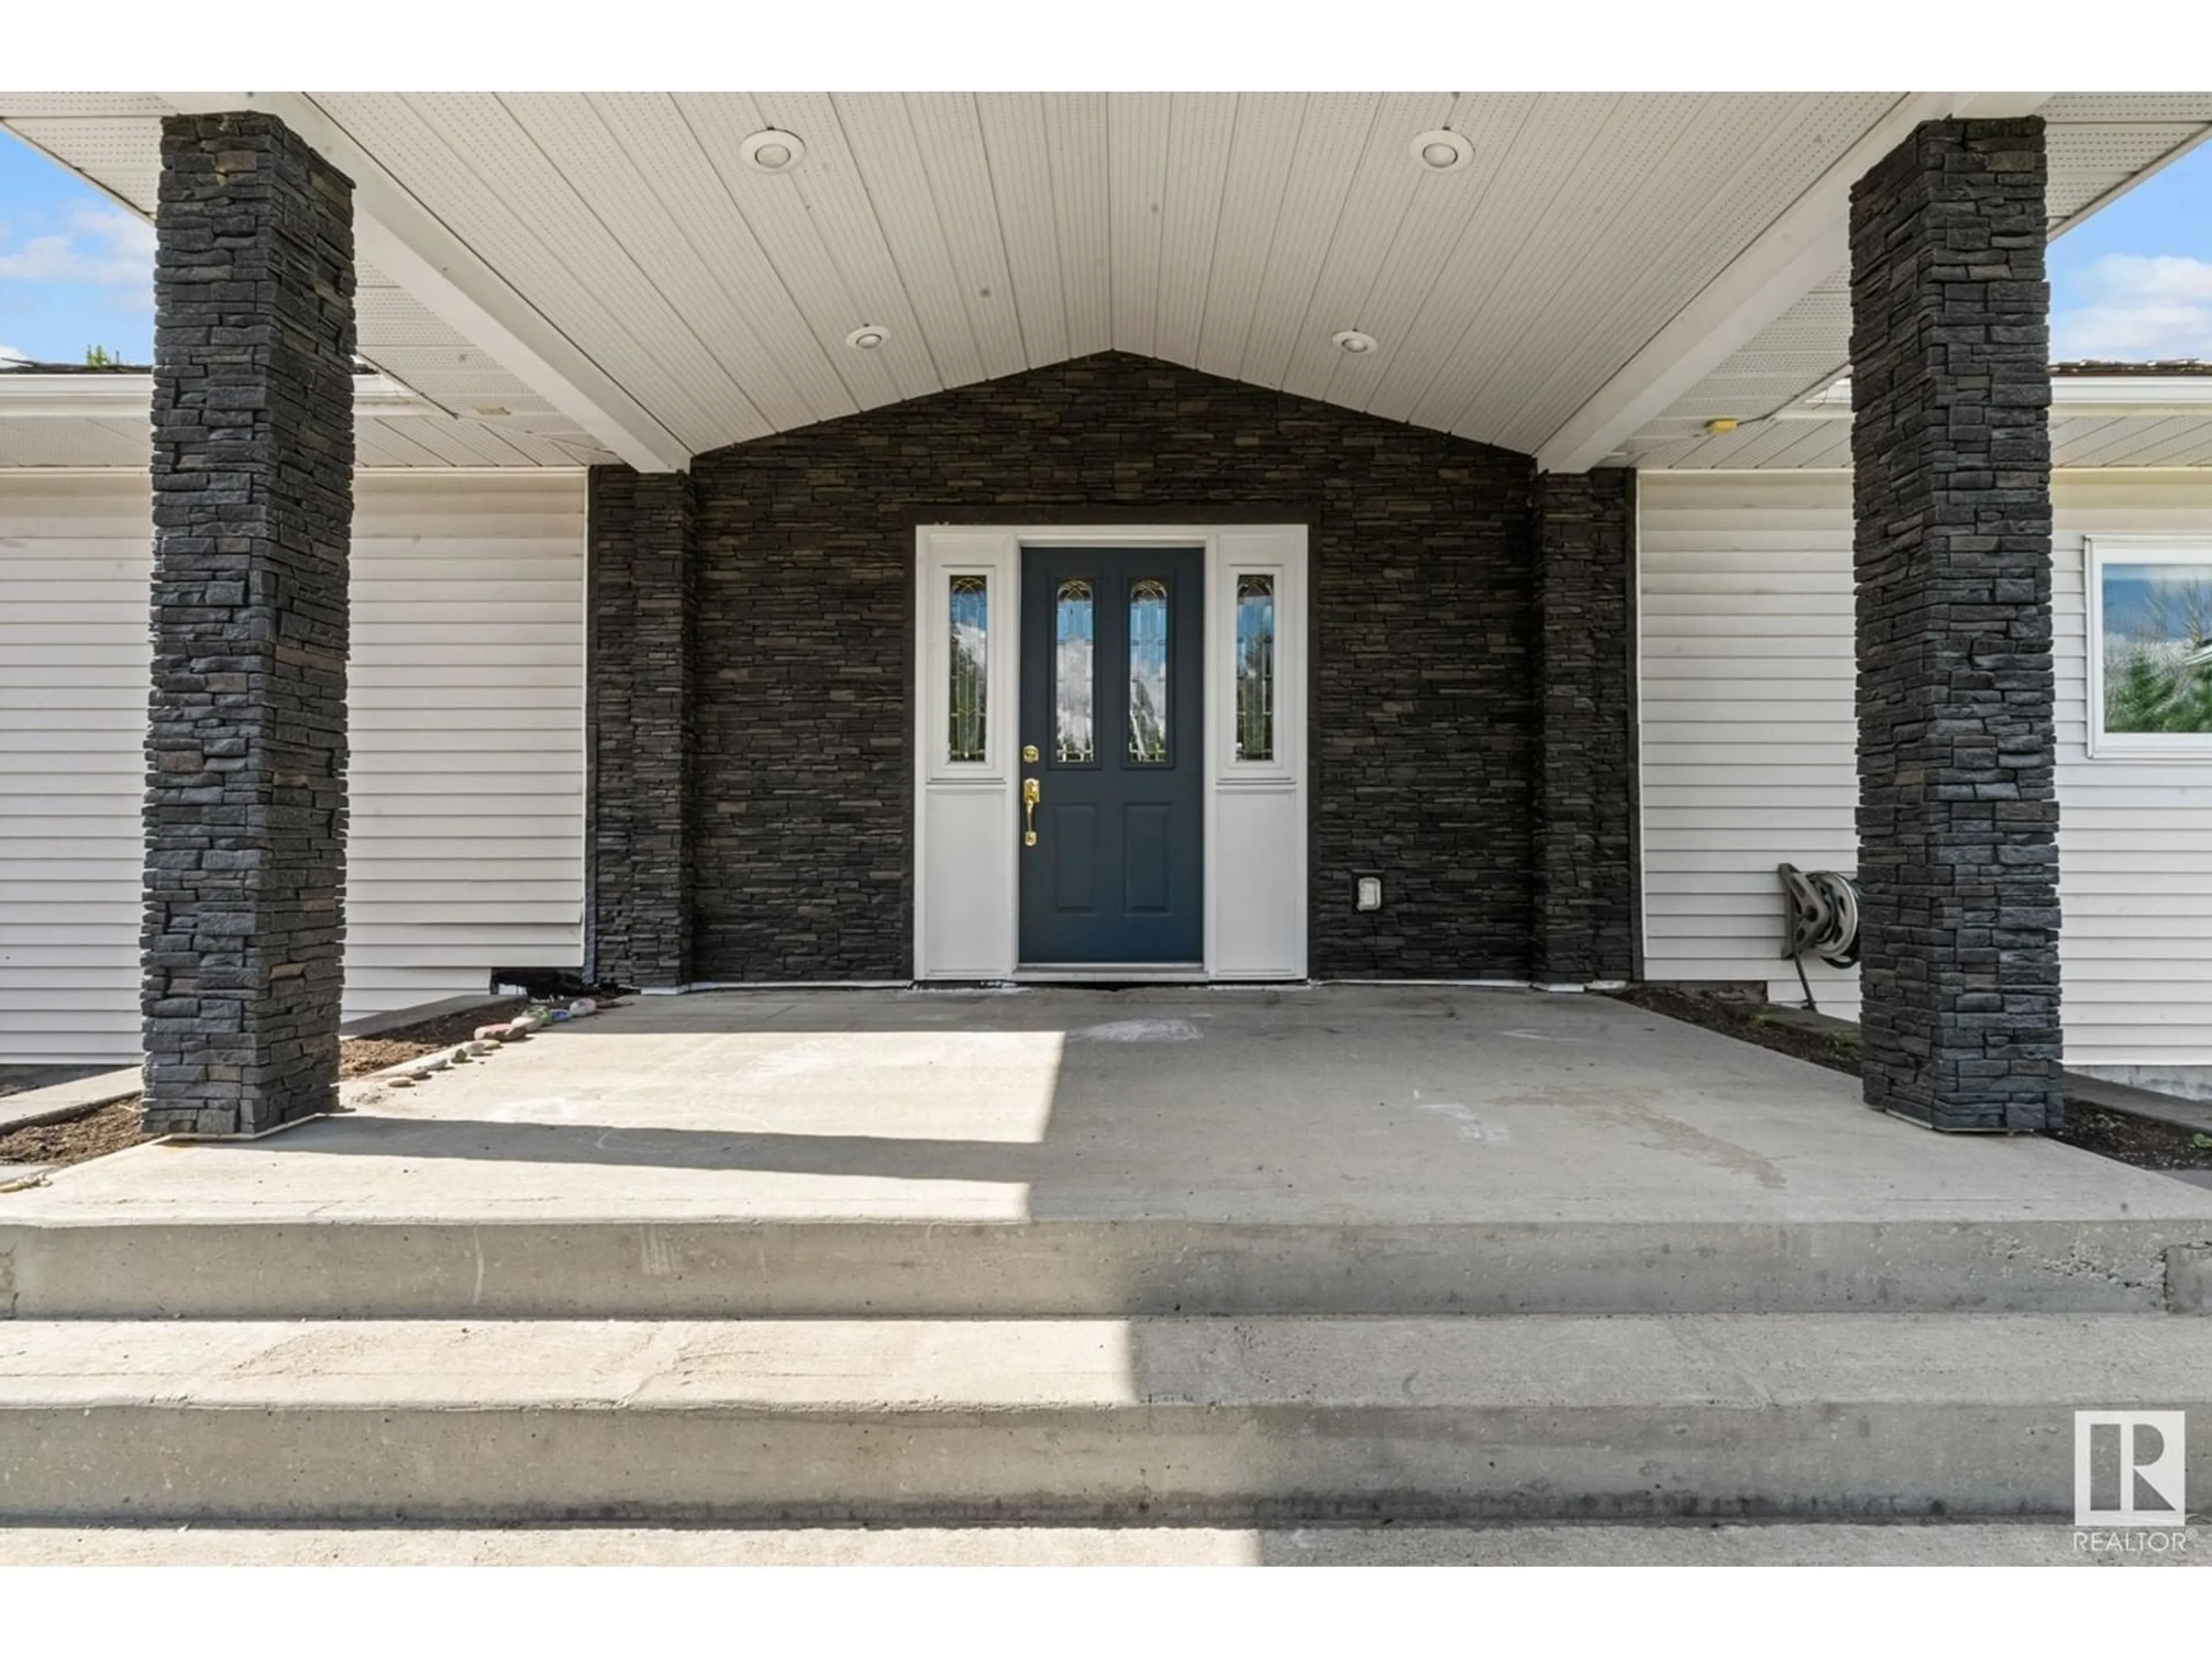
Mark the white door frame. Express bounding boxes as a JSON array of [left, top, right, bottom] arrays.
[[912, 522, 1308, 982]]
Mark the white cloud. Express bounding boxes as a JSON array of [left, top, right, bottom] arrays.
[[0, 204, 156, 287], [2051, 252, 2212, 361], [0, 344, 26, 363]]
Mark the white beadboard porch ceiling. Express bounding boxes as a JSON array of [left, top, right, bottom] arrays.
[[1620, 92, 2212, 466], [1, 92, 2206, 471], [0, 98, 618, 468]]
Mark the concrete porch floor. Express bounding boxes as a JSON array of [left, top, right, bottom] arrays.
[[12, 983, 2210, 1225], [6, 985, 2210, 1320]]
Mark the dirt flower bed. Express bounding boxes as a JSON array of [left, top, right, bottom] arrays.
[[2052, 1107, 2212, 1171], [2, 997, 536, 1178], [1605, 984, 1863, 1076], [340, 998, 529, 1078], [0, 1099, 153, 1171], [1603, 984, 2212, 1173]]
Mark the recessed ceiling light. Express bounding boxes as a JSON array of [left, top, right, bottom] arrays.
[[1704, 418, 1741, 435], [846, 325, 889, 351], [740, 129, 806, 173], [1332, 330, 1378, 356], [1409, 129, 1473, 173]]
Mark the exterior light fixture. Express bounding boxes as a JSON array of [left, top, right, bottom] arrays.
[[1332, 330, 1378, 355], [1704, 417, 1741, 435], [740, 129, 806, 173], [846, 325, 889, 351], [1408, 129, 1473, 173]]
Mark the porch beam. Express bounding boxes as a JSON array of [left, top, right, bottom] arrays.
[[1533, 92, 2052, 476], [0, 371, 442, 419], [157, 90, 692, 475], [1772, 374, 2212, 422], [1849, 116, 2062, 1132]]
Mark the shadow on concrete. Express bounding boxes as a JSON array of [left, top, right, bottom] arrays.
[[285, 1118, 1047, 1184], [200, 984, 2166, 1228]]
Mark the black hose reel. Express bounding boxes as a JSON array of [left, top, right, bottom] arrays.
[[1777, 862, 1861, 1012]]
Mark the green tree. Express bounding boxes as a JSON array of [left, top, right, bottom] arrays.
[[2107, 573, 2212, 734], [2108, 643, 2212, 733]]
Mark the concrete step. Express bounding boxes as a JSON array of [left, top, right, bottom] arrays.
[[4, 1312, 2208, 1524], [4, 1214, 2206, 1320], [2, 1521, 2199, 1567]]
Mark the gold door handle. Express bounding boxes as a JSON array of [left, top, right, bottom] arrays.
[[1022, 776, 1040, 847]]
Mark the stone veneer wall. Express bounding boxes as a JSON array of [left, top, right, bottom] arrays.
[[1849, 117, 2063, 1131], [1533, 469, 1639, 986], [142, 112, 356, 1135], [586, 468, 694, 989], [591, 353, 1548, 983]]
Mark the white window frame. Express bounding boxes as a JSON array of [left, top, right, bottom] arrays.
[[2085, 535, 2212, 760]]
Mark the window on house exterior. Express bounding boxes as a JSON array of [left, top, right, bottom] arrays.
[[2090, 541, 2212, 756], [1235, 573, 1275, 762], [948, 574, 988, 763]]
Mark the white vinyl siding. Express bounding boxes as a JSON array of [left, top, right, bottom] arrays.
[[2050, 474, 2212, 1071], [1639, 469, 2212, 1071], [0, 477, 154, 1061], [0, 470, 585, 1064], [344, 473, 586, 1018]]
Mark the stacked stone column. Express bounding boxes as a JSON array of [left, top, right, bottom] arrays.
[[1849, 117, 2062, 1131], [586, 466, 695, 989], [142, 113, 355, 1135], [1532, 468, 1639, 986]]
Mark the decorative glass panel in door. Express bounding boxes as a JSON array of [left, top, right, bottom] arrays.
[[1235, 573, 1275, 762], [947, 575, 988, 763], [1128, 578, 1169, 764], [1055, 579, 1095, 763]]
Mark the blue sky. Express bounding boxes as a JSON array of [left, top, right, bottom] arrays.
[[0, 129, 155, 364], [2104, 565, 2212, 644], [2050, 138, 2212, 361], [2, 119, 2209, 370]]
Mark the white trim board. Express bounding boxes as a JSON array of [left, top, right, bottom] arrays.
[[912, 522, 1309, 983]]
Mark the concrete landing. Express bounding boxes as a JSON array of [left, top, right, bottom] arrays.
[[22, 984, 2206, 1224], [3, 1313, 2209, 1522], [4, 987, 2207, 1318]]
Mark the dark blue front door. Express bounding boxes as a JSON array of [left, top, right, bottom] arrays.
[[1018, 546, 1205, 965]]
